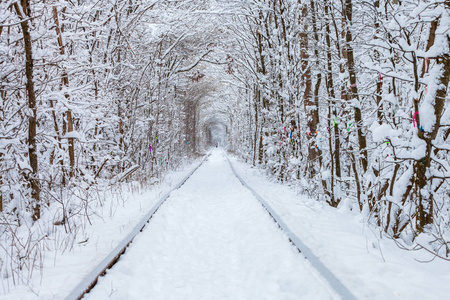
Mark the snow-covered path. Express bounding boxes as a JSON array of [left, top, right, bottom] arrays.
[[85, 151, 335, 300]]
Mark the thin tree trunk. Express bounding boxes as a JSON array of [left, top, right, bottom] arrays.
[[300, 4, 316, 177], [414, 18, 450, 233], [325, 0, 341, 206], [253, 94, 259, 166], [310, 0, 330, 200], [367, 0, 383, 218], [53, 6, 75, 178], [343, 0, 368, 173], [14, 0, 40, 220], [374, 0, 383, 124]]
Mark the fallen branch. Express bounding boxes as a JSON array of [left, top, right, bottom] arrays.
[[114, 165, 140, 184]]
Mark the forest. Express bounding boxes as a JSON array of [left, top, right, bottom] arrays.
[[1, 0, 449, 290]]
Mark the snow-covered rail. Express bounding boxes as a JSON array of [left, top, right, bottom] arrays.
[[64, 153, 210, 300], [225, 154, 358, 300], [66, 151, 356, 300]]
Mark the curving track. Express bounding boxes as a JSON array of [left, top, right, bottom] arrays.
[[67, 150, 355, 300]]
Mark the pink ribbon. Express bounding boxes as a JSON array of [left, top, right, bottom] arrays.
[[413, 112, 419, 127], [149, 146, 152, 152]]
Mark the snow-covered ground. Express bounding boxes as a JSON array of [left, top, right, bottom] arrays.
[[0, 157, 205, 300], [227, 151, 450, 299], [2, 149, 450, 299], [85, 150, 335, 300]]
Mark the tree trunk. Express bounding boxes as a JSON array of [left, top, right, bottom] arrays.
[[300, 4, 316, 176], [325, 0, 341, 206], [343, 0, 368, 173], [14, 0, 40, 221], [53, 6, 75, 178], [253, 92, 259, 166], [310, 0, 330, 200], [374, 0, 383, 124], [415, 18, 450, 233]]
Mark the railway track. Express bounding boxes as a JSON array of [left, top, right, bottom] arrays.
[[224, 154, 357, 300], [65, 151, 357, 300], [64, 153, 211, 300]]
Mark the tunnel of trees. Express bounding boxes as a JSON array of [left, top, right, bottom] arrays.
[[1, 0, 449, 283]]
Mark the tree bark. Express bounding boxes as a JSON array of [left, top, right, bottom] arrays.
[[53, 6, 75, 178], [14, 0, 40, 220], [325, 0, 341, 206], [414, 18, 450, 233], [300, 4, 316, 177], [343, 0, 368, 173]]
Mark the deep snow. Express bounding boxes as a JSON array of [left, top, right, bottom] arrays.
[[2, 149, 450, 299], [84, 150, 336, 300], [0, 157, 206, 299], [227, 152, 450, 299]]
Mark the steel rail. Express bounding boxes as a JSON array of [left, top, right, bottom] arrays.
[[225, 154, 358, 300], [64, 153, 210, 300]]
